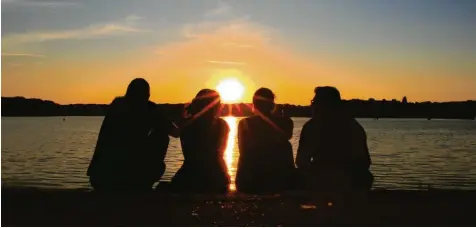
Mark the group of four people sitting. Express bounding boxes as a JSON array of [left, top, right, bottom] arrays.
[[87, 78, 373, 194]]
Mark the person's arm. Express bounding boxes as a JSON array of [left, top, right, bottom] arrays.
[[151, 105, 180, 138], [284, 117, 294, 140], [296, 122, 314, 169], [168, 121, 180, 138], [147, 132, 168, 182]]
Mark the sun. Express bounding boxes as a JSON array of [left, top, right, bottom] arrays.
[[216, 78, 245, 103]]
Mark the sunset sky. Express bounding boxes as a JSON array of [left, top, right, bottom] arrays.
[[2, 0, 475, 105]]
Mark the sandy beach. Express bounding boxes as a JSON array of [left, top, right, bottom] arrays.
[[2, 187, 476, 226]]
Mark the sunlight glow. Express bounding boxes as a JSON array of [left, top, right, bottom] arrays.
[[216, 78, 245, 103], [223, 116, 238, 191]]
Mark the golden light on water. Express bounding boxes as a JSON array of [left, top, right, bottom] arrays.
[[223, 116, 238, 191]]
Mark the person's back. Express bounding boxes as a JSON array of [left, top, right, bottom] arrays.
[[87, 78, 155, 192], [296, 87, 373, 193], [236, 88, 295, 194], [170, 89, 230, 193]]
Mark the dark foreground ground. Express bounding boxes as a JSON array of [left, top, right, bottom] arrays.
[[2, 187, 476, 226]]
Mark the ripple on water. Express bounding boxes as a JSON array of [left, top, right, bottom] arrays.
[[1, 117, 476, 190]]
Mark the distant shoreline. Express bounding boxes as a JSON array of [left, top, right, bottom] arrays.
[[2, 96, 475, 120]]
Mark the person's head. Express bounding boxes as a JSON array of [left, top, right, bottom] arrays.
[[253, 87, 276, 114], [311, 86, 341, 115], [187, 89, 221, 119], [125, 78, 150, 103]]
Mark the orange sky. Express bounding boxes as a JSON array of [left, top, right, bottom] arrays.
[[2, 2, 475, 105]]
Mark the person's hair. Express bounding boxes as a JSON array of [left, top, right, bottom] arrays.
[[125, 78, 150, 102], [311, 86, 341, 113], [187, 89, 221, 119], [253, 87, 276, 114]]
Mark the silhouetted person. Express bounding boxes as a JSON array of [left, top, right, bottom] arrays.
[[296, 86, 373, 195], [170, 89, 230, 193], [146, 103, 180, 190], [236, 88, 295, 194], [87, 78, 174, 192]]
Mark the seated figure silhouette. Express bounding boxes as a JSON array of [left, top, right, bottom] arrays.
[[296, 86, 373, 194], [87, 78, 176, 192], [236, 88, 295, 194], [170, 89, 230, 193], [146, 102, 180, 189]]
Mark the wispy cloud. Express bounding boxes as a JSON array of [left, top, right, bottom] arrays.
[[207, 60, 247, 65], [146, 6, 350, 105], [2, 0, 81, 8], [181, 16, 274, 40], [2, 53, 46, 58], [204, 0, 231, 18], [156, 4, 278, 62], [2, 16, 147, 45], [7, 63, 25, 68], [125, 15, 144, 23], [222, 42, 254, 49]]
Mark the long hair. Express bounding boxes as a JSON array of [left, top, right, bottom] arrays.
[[186, 89, 221, 121], [125, 78, 150, 103]]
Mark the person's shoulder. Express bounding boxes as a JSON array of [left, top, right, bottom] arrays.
[[239, 115, 258, 125], [110, 96, 125, 105], [246, 115, 260, 121], [149, 102, 166, 116], [108, 97, 128, 111], [239, 116, 255, 124], [216, 118, 228, 127], [215, 118, 230, 132], [350, 118, 363, 129], [302, 118, 315, 129], [271, 114, 293, 128], [350, 118, 366, 136], [148, 101, 157, 108]]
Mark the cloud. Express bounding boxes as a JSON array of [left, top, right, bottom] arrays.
[[125, 15, 144, 23], [181, 16, 274, 40], [2, 0, 81, 8], [222, 42, 254, 49], [2, 53, 46, 58], [204, 0, 231, 18], [7, 63, 25, 68], [146, 12, 362, 104], [2, 16, 148, 46], [207, 60, 247, 65], [155, 18, 276, 65]]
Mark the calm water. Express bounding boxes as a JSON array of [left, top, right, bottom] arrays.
[[2, 117, 476, 190]]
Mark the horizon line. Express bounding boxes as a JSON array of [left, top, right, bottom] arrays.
[[2, 96, 475, 106]]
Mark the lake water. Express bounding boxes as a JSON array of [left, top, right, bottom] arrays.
[[2, 117, 476, 190]]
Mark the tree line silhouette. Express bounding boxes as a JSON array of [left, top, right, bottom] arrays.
[[2, 96, 475, 120]]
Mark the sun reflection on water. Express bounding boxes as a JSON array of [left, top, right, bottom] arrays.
[[223, 116, 238, 191]]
